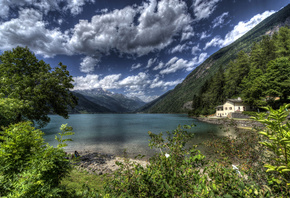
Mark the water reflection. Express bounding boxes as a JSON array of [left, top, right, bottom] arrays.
[[42, 114, 225, 158]]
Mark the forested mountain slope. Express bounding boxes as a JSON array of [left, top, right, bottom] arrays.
[[143, 4, 290, 113]]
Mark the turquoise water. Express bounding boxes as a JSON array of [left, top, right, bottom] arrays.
[[42, 114, 223, 157]]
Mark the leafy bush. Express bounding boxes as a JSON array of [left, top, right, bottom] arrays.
[[253, 104, 290, 195], [0, 122, 72, 197], [104, 124, 210, 197]]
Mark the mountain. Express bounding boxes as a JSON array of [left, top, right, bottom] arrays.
[[68, 92, 114, 114], [136, 90, 172, 112], [143, 4, 290, 113], [73, 88, 146, 113]]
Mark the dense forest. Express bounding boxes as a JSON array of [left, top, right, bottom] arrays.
[[190, 26, 290, 116], [142, 4, 290, 113]]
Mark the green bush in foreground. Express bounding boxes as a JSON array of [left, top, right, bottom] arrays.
[[104, 124, 210, 197], [253, 104, 290, 195], [104, 124, 269, 197], [0, 122, 72, 197]]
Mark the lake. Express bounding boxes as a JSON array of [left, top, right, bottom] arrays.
[[42, 114, 228, 158]]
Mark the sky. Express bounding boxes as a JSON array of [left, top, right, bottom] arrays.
[[0, 0, 289, 102]]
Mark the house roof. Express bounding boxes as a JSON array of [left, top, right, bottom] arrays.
[[227, 98, 243, 103], [215, 105, 223, 109]]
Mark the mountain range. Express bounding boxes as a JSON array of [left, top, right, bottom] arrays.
[[71, 88, 146, 113]]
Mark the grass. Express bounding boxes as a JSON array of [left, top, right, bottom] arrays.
[[61, 167, 106, 194]]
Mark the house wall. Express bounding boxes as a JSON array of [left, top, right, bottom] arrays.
[[215, 101, 252, 117], [216, 108, 224, 117], [223, 101, 235, 116]]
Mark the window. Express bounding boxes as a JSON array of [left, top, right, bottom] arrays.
[[229, 107, 232, 110], [225, 107, 227, 110]]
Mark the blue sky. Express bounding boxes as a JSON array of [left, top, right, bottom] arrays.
[[0, 0, 289, 102]]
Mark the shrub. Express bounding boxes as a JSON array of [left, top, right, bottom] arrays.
[[0, 122, 72, 197], [253, 104, 290, 195], [104, 124, 210, 197]]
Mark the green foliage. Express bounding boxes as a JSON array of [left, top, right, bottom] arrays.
[[0, 97, 29, 128], [189, 26, 290, 116], [253, 104, 290, 194], [104, 124, 210, 197], [56, 124, 75, 148], [0, 46, 78, 127], [145, 6, 290, 114], [0, 122, 73, 197]]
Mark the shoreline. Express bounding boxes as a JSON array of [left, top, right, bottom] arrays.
[[68, 150, 150, 175], [192, 116, 264, 129]]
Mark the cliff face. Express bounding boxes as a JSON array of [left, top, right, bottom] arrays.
[[142, 4, 290, 113]]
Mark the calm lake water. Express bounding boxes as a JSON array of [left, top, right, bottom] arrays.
[[42, 114, 227, 157]]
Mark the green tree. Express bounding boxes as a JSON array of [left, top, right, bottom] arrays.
[[274, 26, 290, 57], [264, 57, 290, 101], [0, 46, 78, 127], [0, 121, 73, 197]]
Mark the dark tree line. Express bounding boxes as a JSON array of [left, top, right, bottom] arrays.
[[190, 27, 290, 116]]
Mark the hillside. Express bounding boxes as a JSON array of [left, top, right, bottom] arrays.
[[73, 88, 146, 113], [68, 92, 114, 114], [143, 4, 290, 113]]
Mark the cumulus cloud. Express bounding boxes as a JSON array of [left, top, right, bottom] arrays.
[[145, 58, 157, 69], [130, 63, 142, 71], [204, 10, 275, 50], [153, 62, 165, 70], [212, 12, 229, 28], [65, 0, 95, 15], [169, 43, 189, 54], [72, 72, 186, 102], [68, 0, 192, 57], [80, 56, 100, 73], [158, 53, 207, 74], [200, 31, 211, 40], [0, 0, 95, 18], [73, 74, 122, 90], [191, 44, 201, 55], [150, 76, 182, 89], [193, 0, 221, 21], [0, 8, 71, 57]]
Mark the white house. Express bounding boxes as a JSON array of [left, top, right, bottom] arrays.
[[215, 97, 252, 117]]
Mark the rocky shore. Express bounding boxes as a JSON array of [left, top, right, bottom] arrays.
[[70, 151, 149, 175], [194, 117, 264, 128]]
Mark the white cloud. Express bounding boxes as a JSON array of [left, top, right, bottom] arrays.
[[212, 12, 229, 28], [160, 57, 192, 75], [200, 31, 210, 40], [159, 53, 207, 74], [0, 8, 71, 57], [0, 0, 95, 18], [130, 63, 142, 71], [145, 58, 157, 69], [65, 0, 95, 15], [119, 72, 150, 91], [80, 56, 100, 73], [73, 72, 186, 102], [153, 62, 165, 70], [73, 74, 122, 90], [181, 25, 195, 41], [203, 36, 223, 50], [150, 76, 182, 89], [191, 44, 201, 55], [98, 74, 123, 90], [193, 0, 221, 21], [68, 0, 192, 58], [204, 10, 275, 50], [169, 43, 188, 54]]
